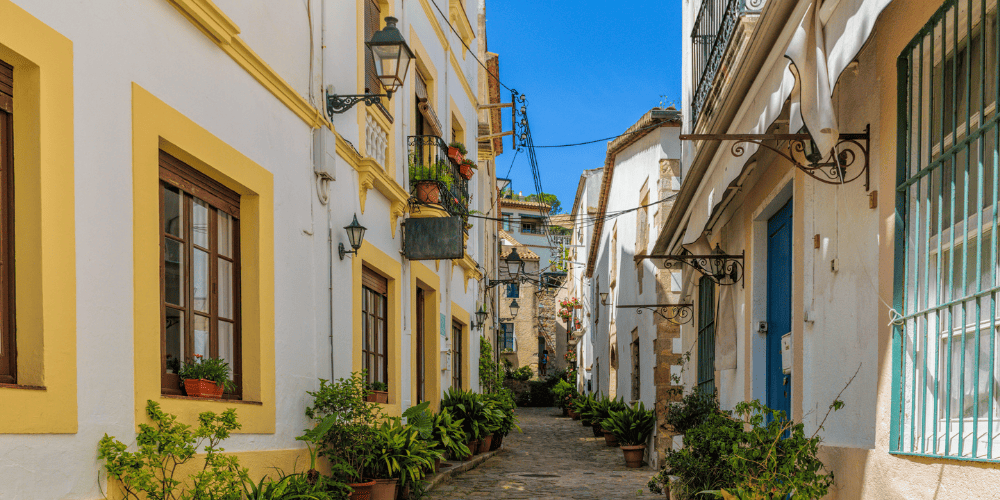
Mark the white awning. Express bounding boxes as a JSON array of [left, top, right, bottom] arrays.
[[682, 0, 891, 246]]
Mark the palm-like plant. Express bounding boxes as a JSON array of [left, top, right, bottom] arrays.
[[602, 402, 656, 446], [430, 408, 470, 460]]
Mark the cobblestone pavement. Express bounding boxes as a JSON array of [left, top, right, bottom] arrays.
[[427, 407, 656, 499]]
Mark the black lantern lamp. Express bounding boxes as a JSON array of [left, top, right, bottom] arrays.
[[599, 292, 609, 306], [327, 17, 414, 115], [502, 248, 525, 278], [473, 305, 489, 330], [339, 214, 367, 260], [509, 299, 520, 319]]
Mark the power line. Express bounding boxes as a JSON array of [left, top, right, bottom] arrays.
[[530, 121, 665, 148], [427, 0, 512, 92]]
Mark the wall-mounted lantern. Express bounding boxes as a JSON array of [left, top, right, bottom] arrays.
[[327, 17, 414, 115], [599, 292, 609, 306], [339, 214, 367, 260], [509, 299, 520, 319]]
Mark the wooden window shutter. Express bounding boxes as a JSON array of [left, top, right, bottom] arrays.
[[362, 266, 388, 295], [415, 71, 428, 101], [364, 0, 380, 94]]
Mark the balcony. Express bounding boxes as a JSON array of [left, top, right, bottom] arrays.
[[407, 135, 469, 218], [690, 0, 764, 126]]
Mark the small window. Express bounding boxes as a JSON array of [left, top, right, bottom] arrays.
[[520, 216, 542, 234], [505, 283, 519, 298], [499, 322, 515, 351], [160, 151, 241, 397], [452, 320, 463, 389], [697, 276, 715, 395], [0, 58, 14, 384], [362, 266, 389, 390], [501, 212, 512, 232]]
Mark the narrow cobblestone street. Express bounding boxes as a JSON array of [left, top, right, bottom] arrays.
[[427, 407, 656, 499]]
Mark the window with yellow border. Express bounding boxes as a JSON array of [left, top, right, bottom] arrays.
[[352, 243, 402, 417], [0, 0, 77, 434], [132, 84, 275, 433]]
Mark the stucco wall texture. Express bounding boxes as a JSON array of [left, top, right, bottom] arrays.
[[0, 0, 484, 498]]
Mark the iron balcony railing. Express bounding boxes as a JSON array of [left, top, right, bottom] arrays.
[[690, 0, 764, 125], [407, 135, 469, 217]]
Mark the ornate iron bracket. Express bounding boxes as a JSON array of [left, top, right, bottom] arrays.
[[617, 303, 693, 325], [637, 247, 745, 286], [326, 93, 389, 117], [680, 124, 871, 191]]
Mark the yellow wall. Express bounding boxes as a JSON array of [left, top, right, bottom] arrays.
[[131, 84, 276, 433], [0, 0, 77, 434], [410, 262, 441, 410], [451, 302, 471, 389], [352, 243, 403, 417]]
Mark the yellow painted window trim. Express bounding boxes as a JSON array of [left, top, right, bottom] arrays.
[[132, 84, 276, 433], [450, 52, 479, 108], [335, 133, 409, 236], [165, 0, 330, 130], [451, 303, 471, 390], [410, 262, 441, 411], [448, 0, 476, 58], [0, 0, 77, 434], [353, 244, 403, 417]]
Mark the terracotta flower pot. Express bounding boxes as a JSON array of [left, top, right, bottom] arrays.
[[490, 432, 502, 451], [592, 422, 603, 437], [364, 390, 388, 404], [348, 479, 377, 500], [575, 304, 582, 309], [434, 456, 441, 472], [414, 180, 441, 204], [448, 147, 464, 164], [183, 379, 224, 398], [603, 430, 619, 447], [478, 434, 493, 454], [370, 478, 398, 500], [468, 439, 481, 455], [458, 163, 474, 180], [621, 445, 646, 468]]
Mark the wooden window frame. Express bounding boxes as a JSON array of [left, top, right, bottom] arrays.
[[452, 320, 463, 389], [0, 58, 14, 385], [416, 288, 425, 403], [159, 151, 242, 398], [362, 266, 389, 387]]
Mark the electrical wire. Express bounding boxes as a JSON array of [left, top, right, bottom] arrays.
[[531, 121, 665, 148]]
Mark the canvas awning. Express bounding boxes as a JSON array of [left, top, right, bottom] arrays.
[[682, 0, 892, 246]]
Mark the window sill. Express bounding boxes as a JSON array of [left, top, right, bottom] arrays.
[[162, 394, 263, 406], [0, 383, 46, 391]]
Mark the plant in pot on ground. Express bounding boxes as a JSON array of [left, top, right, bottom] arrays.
[[602, 401, 655, 469], [305, 372, 385, 500], [365, 417, 437, 500], [441, 388, 489, 454], [431, 407, 471, 462], [177, 354, 236, 398], [574, 393, 596, 424]]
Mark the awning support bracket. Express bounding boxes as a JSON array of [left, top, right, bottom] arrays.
[[617, 303, 694, 325], [636, 247, 745, 287], [680, 124, 870, 191]]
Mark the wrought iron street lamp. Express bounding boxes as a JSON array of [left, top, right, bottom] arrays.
[[472, 305, 488, 330], [599, 292, 609, 306], [327, 17, 414, 115], [509, 299, 520, 319], [501, 248, 525, 278], [339, 214, 367, 259]]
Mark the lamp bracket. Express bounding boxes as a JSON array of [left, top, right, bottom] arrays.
[[617, 303, 694, 325], [636, 250, 745, 287], [679, 124, 870, 191], [326, 93, 390, 117], [339, 242, 358, 260]]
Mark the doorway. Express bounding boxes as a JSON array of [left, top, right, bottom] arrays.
[[766, 200, 792, 417]]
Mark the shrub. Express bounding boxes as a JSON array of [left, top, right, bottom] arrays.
[[508, 365, 532, 381], [97, 400, 247, 500], [305, 373, 384, 483]]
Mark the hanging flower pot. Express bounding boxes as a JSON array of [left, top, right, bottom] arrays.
[[183, 378, 224, 398], [414, 180, 441, 204], [458, 160, 476, 180]]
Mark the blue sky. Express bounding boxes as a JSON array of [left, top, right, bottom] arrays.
[[484, 0, 682, 214]]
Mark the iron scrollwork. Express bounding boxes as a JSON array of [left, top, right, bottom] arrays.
[[326, 93, 387, 117], [661, 249, 745, 287], [618, 304, 694, 325]]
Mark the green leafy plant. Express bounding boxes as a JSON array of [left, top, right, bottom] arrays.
[[430, 408, 471, 460], [305, 372, 385, 483], [448, 141, 468, 156], [242, 470, 350, 500], [441, 388, 489, 440], [508, 365, 533, 381], [366, 418, 437, 488], [369, 381, 388, 392], [177, 354, 236, 392], [97, 400, 247, 500], [408, 155, 454, 189], [461, 158, 477, 169], [478, 335, 505, 394], [601, 402, 655, 447]]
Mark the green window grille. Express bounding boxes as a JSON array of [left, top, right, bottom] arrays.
[[697, 275, 716, 395], [894, 0, 1000, 461]]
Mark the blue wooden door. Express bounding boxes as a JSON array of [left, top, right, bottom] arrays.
[[767, 200, 792, 417]]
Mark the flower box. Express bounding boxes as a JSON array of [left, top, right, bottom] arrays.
[[365, 390, 389, 404], [448, 147, 464, 165], [183, 378, 224, 398]]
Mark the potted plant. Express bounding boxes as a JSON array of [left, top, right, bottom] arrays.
[[447, 141, 467, 164], [177, 354, 236, 398], [597, 397, 627, 446], [409, 156, 453, 204], [441, 388, 488, 456], [602, 401, 655, 468], [430, 407, 470, 464], [458, 158, 476, 180], [365, 418, 436, 500], [305, 372, 385, 500], [367, 381, 389, 404]]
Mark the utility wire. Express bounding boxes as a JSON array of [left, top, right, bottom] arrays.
[[531, 121, 665, 148], [428, 0, 512, 92]]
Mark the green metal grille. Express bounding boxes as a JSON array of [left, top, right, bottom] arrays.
[[894, 0, 1000, 461], [697, 276, 716, 395]]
